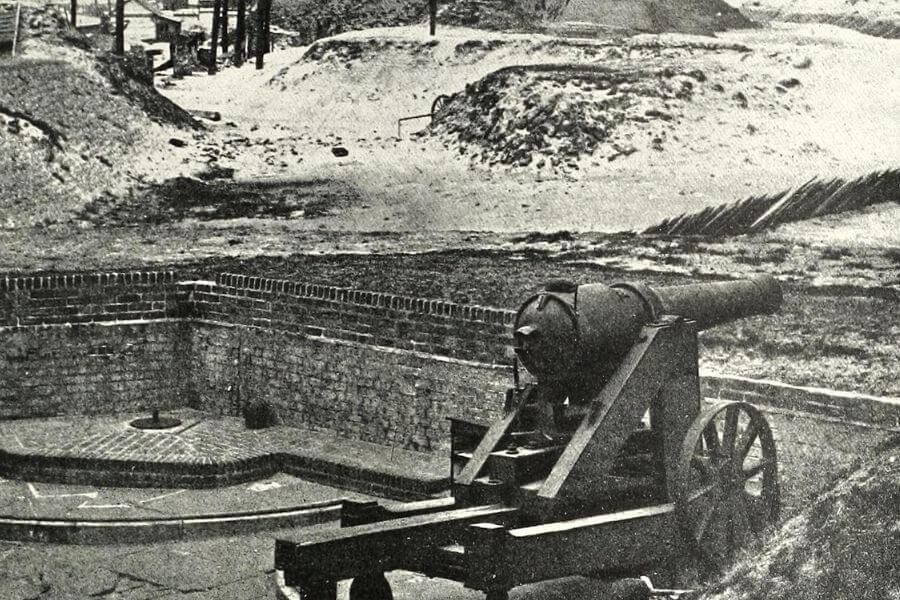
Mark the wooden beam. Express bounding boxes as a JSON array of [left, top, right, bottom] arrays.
[[209, 0, 221, 73], [481, 504, 678, 588], [428, 0, 436, 35], [453, 388, 531, 493], [276, 504, 518, 583], [220, 0, 228, 53], [71, 0, 77, 28], [234, 0, 245, 65], [114, 0, 123, 54], [254, 0, 265, 69]]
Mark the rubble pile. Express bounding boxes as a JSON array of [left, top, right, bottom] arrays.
[[428, 65, 708, 172], [698, 445, 900, 600]]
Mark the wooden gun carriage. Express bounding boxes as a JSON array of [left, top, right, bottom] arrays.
[[275, 276, 783, 600]]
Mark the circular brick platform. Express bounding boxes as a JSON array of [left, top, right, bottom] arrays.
[[0, 409, 449, 498]]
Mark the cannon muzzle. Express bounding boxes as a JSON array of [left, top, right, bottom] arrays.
[[513, 275, 782, 388]]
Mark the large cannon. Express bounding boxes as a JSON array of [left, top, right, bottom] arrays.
[[275, 275, 783, 600]]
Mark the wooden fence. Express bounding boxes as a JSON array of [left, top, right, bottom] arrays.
[[643, 168, 900, 236]]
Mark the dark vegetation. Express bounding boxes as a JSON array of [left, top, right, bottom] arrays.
[[79, 176, 361, 224]]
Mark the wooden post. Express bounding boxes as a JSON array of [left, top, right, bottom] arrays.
[[114, 0, 124, 54], [209, 0, 220, 73], [428, 0, 436, 35], [262, 0, 270, 53], [234, 0, 245, 65], [254, 0, 265, 69], [71, 0, 77, 28], [11, 2, 20, 57], [220, 0, 229, 53]]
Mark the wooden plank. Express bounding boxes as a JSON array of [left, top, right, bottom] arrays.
[[275, 504, 518, 581], [454, 391, 528, 488], [500, 504, 678, 586], [11, 3, 18, 56]]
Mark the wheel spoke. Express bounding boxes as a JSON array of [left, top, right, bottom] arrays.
[[687, 480, 721, 504], [721, 406, 739, 457], [691, 454, 715, 480], [695, 496, 719, 541], [742, 492, 768, 534], [703, 423, 721, 455], [736, 423, 759, 461], [731, 488, 751, 549], [743, 458, 776, 480]]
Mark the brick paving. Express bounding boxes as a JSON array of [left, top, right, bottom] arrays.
[[0, 409, 449, 497]]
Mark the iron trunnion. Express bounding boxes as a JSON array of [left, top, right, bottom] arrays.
[[274, 275, 784, 600]]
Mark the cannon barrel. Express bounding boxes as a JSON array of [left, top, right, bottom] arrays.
[[513, 275, 782, 387]]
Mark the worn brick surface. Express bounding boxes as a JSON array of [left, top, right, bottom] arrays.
[[0, 409, 449, 495]]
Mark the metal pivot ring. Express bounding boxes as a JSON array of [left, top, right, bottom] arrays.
[[611, 282, 664, 321]]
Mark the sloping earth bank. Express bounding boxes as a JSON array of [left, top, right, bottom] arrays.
[[698, 443, 900, 600], [0, 5, 199, 228]]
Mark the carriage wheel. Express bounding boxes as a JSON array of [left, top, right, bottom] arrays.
[[348, 573, 393, 600], [431, 94, 450, 120], [674, 401, 779, 572]]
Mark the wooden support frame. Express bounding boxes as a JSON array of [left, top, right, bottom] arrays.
[[465, 504, 680, 592], [276, 504, 518, 585], [536, 319, 699, 510]]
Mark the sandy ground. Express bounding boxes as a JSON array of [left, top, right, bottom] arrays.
[[154, 22, 900, 233]]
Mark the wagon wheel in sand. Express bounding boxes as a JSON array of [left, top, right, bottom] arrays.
[[674, 401, 779, 572], [431, 94, 450, 120], [349, 573, 393, 600]]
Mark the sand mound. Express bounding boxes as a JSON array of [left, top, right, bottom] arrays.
[[0, 5, 198, 228], [427, 63, 712, 172], [269, 0, 754, 42], [698, 444, 900, 600]]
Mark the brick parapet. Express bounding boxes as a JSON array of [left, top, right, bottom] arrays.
[[0, 270, 186, 327], [191, 273, 518, 366]]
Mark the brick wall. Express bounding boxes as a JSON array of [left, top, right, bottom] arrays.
[[187, 273, 518, 451], [191, 325, 509, 452], [0, 272, 194, 418]]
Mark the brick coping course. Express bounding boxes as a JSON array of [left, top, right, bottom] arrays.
[[0, 409, 449, 500]]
